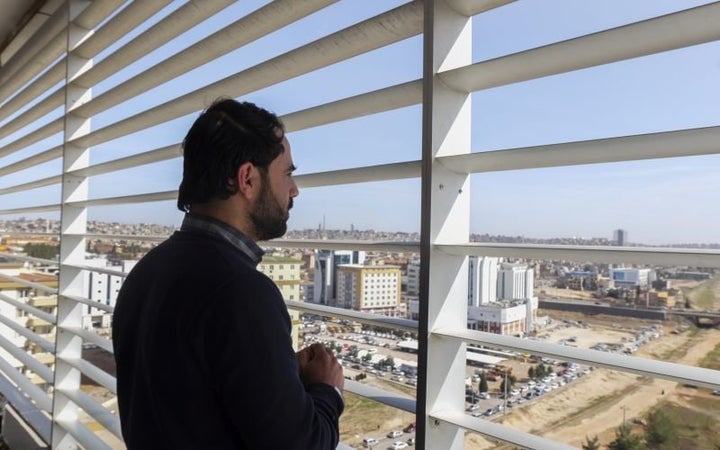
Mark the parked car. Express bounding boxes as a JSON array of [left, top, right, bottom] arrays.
[[387, 430, 404, 438], [363, 437, 379, 448], [403, 423, 416, 433], [390, 441, 408, 449]]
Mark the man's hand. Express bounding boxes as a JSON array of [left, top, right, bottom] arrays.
[[297, 343, 344, 392]]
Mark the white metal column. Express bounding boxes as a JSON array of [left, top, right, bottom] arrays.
[[52, 1, 93, 448], [421, 1, 473, 448]]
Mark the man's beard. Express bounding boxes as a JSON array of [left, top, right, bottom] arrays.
[[250, 176, 291, 241]]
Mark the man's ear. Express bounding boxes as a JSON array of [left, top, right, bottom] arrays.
[[236, 162, 259, 199]]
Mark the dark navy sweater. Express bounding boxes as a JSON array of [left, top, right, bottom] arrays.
[[112, 229, 343, 449]]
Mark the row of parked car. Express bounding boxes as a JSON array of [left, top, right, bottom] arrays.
[[363, 424, 416, 448]]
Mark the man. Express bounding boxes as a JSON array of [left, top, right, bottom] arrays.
[[112, 99, 345, 449]]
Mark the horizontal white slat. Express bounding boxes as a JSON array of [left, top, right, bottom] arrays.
[[58, 356, 116, 394], [0, 252, 58, 266], [57, 387, 122, 440], [63, 294, 114, 314], [0, 117, 62, 160], [66, 191, 177, 208], [432, 409, 576, 450], [0, 357, 52, 412], [0, 4, 67, 102], [71, 233, 169, 243], [61, 326, 114, 354], [0, 90, 64, 140], [344, 379, 416, 413], [446, 0, 515, 17], [286, 300, 418, 333], [440, 126, 720, 174], [0, 374, 52, 443], [0, 273, 58, 295], [0, 146, 62, 177], [435, 327, 720, 390], [437, 243, 720, 268], [0, 307, 55, 354], [0, 294, 56, 325], [262, 238, 420, 254], [71, 1, 424, 148], [0, 63, 64, 126], [440, 2, 720, 94], [0, 232, 56, 238], [284, 80, 423, 133], [0, 1, 171, 132], [0, 175, 61, 196], [296, 161, 421, 188], [0, 334, 54, 383], [70, 145, 180, 177], [0, 144, 177, 195], [72, 0, 125, 31], [54, 417, 112, 450], [72, 1, 172, 59], [73, 0, 332, 118], [62, 262, 128, 279]]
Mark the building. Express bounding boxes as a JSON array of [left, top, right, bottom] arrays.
[[468, 256, 499, 306], [312, 250, 366, 306], [0, 267, 58, 372], [259, 255, 304, 302], [259, 255, 304, 349], [467, 298, 539, 336], [405, 259, 420, 297], [611, 268, 654, 288], [82, 258, 137, 328], [613, 229, 628, 246], [497, 263, 534, 301], [336, 264, 402, 315]]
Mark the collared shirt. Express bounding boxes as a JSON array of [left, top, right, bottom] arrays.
[[180, 213, 264, 265]]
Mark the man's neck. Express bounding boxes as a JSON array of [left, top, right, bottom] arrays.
[[190, 201, 257, 241]]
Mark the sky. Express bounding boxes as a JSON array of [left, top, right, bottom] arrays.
[[1, 0, 719, 246]]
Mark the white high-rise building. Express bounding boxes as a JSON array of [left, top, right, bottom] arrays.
[[313, 250, 366, 306], [497, 263, 534, 301], [468, 256, 499, 306], [82, 258, 137, 328]]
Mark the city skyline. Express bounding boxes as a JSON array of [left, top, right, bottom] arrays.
[[2, 216, 720, 249]]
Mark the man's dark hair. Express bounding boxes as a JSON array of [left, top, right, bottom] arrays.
[[177, 98, 285, 212]]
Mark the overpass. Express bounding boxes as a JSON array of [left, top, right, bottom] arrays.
[[539, 299, 720, 327]]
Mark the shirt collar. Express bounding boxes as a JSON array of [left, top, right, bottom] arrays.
[[180, 213, 264, 265]]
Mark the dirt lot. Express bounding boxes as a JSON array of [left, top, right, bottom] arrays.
[[464, 311, 720, 449]]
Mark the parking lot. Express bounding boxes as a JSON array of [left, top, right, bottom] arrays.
[[299, 314, 674, 448]]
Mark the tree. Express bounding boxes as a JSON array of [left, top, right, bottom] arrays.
[[528, 366, 535, 379], [361, 353, 372, 362], [479, 372, 489, 393], [582, 435, 601, 450], [383, 356, 394, 369], [608, 423, 643, 450], [644, 409, 677, 449], [499, 374, 517, 395], [23, 243, 59, 259]]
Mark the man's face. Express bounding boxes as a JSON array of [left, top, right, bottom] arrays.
[[249, 137, 299, 241]]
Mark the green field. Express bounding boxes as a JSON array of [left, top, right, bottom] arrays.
[[652, 401, 720, 449]]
